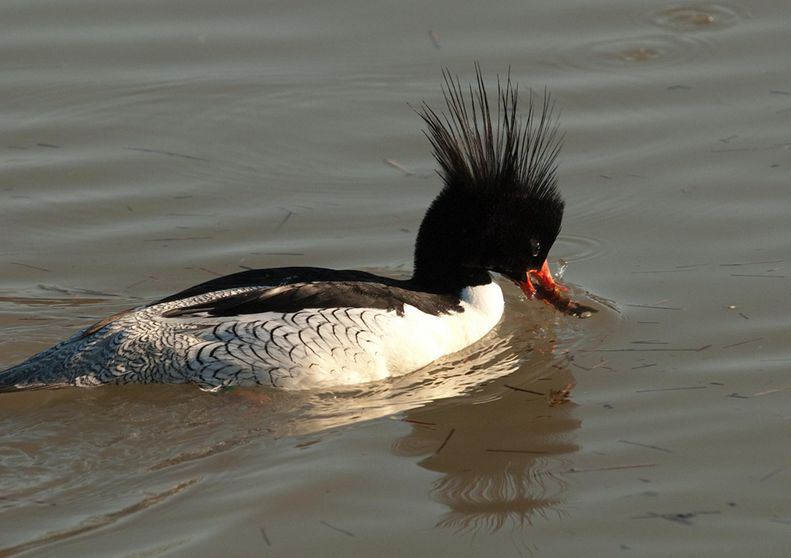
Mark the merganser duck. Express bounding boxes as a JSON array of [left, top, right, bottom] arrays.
[[1, 68, 570, 392]]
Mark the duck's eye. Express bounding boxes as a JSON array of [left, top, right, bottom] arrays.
[[529, 238, 541, 257]]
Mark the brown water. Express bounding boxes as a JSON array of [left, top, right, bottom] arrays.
[[1, 0, 790, 556]]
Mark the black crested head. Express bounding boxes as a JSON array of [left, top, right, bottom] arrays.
[[412, 65, 565, 292]]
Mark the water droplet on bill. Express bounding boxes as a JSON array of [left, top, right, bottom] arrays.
[[556, 259, 569, 280]]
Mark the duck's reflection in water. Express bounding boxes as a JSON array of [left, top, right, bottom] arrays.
[[233, 291, 584, 534], [392, 344, 579, 533]]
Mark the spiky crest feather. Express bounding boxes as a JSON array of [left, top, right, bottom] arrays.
[[416, 64, 563, 206]]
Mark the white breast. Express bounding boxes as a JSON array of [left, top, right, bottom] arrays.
[[375, 280, 505, 380]]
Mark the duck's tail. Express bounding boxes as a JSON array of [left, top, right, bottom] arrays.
[[0, 338, 83, 392]]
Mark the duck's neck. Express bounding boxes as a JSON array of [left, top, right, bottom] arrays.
[[411, 188, 491, 293]]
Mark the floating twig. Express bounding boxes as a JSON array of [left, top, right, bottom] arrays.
[[36, 284, 119, 297], [198, 267, 223, 276], [720, 259, 784, 267], [428, 30, 441, 49], [125, 146, 209, 162], [294, 439, 321, 449], [625, 303, 683, 311], [572, 359, 615, 372], [401, 418, 436, 427], [384, 158, 414, 175], [167, 212, 217, 217], [504, 384, 545, 396], [722, 337, 763, 349], [632, 510, 720, 525], [273, 210, 293, 233], [618, 439, 672, 453], [125, 277, 153, 290], [319, 520, 355, 537], [753, 386, 791, 396], [434, 427, 455, 455], [259, 525, 272, 546], [759, 466, 786, 482], [10, 262, 52, 273]]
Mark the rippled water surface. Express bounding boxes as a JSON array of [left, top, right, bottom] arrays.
[[2, 0, 790, 556]]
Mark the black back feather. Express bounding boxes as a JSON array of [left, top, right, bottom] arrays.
[[416, 64, 563, 205], [159, 280, 463, 319]]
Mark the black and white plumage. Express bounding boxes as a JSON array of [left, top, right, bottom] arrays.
[[1, 67, 566, 392]]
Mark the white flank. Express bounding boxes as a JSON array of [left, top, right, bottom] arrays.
[[11, 279, 506, 391], [169, 280, 505, 390]]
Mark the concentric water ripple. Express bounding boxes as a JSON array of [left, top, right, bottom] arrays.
[[642, 3, 749, 32], [553, 234, 606, 263], [557, 33, 707, 72]]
